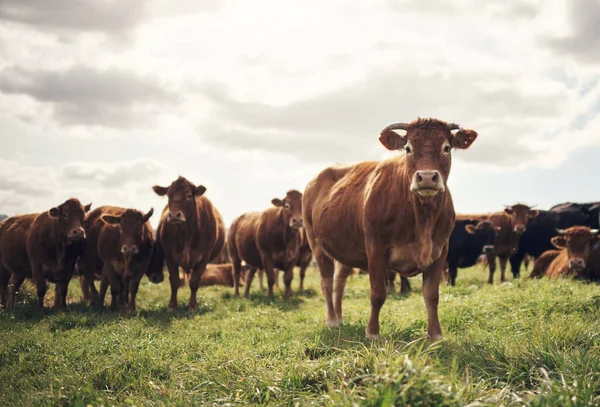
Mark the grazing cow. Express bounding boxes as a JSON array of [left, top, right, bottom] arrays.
[[0, 198, 90, 310], [198, 263, 248, 287], [296, 228, 313, 293], [153, 176, 226, 312], [303, 118, 477, 341], [228, 190, 304, 299], [446, 218, 499, 286], [509, 208, 589, 278], [533, 226, 600, 279], [482, 204, 539, 283], [79, 206, 155, 313]]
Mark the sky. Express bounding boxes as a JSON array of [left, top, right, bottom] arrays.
[[0, 0, 599, 228]]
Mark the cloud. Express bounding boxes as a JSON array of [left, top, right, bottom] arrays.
[[546, 0, 600, 64], [0, 158, 59, 197], [0, 66, 179, 128], [0, 0, 147, 38]]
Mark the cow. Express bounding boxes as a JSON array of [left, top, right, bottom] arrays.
[[228, 190, 304, 299], [529, 250, 561, 278], [0, 198, 90, 310], [446, 217, 499, 286], [211, 245, 230, 265], [482, 204, 539, 284], [508, 207, 589, 278], [198, 263, 247, 287], [549, 202, 600, 229], [296, 228, 313, 293], [532, 226, 600, 279], [152, 176, 226, 312], [78, 206, 155, 313], [303, 118, 478, 341]]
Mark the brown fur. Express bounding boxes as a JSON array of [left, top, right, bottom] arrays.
[[211, 245, 230, 264], [228, 190, 304, 299], [296, 227, 313, 292], [79, 206, 155, 313], [544, 226, 600, 279], [152, 176, 226, 312], [303, 118, 477, 340], [530, 250, 560, 278], [0, 198, 90, 310], [199, 263, 247, 287]]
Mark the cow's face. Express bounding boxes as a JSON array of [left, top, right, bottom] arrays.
[[101, 208, 153, 257], [272, 190, 303, 229], [551, 226, 600, 275], [465, 220, 500, 254], [504, 204, 539, 234], [49, 198, 91, 242], [379, 118, 477, 201], [153, 176, 206, 224]]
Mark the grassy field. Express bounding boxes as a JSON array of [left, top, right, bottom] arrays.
[[1, 265, 600, 407]]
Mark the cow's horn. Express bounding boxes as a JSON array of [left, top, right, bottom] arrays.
[[591, 229, 599, 234], [380, 122, 410, 134], [446, 122, 462, 131], [556, 229, 568, 234]]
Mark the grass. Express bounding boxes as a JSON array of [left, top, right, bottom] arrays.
[[1, 265, 600, 406]]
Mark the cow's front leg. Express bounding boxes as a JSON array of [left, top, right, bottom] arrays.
[[366, 247, 387, 341], [422, 245, 447, 341]]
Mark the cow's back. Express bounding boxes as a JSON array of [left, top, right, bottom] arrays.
[[545, 251, 569, 278], [530, 249, 561, 278], [0, 214, 38, 276]]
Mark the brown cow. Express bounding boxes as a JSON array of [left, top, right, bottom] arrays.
[[535, 226, 600, 279], [303, 118, 477, 341], [530, 250, 561, 278], [0, 198, 90, 310], [228, 190, 304, 299], [198, 263, 248, 287], [211, 245, 230, 264], [153, 176, 226, 312], [79, 206, 155, 313], [472, 204, 539, 284]]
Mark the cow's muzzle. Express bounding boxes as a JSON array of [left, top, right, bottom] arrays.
[[167, 211, 186, 223], [568, 258, 585, 272], [410, 170, 445, 197], [68, 227, 86, 241], [483, 245, 494, 254]]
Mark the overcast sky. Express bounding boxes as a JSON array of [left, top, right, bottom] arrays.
[[1, 0, 599, 227]]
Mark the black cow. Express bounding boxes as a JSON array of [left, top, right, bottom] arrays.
[[549, 202, 600, 229], [446, 218, 498, 286], [509, 206, 591, 277]]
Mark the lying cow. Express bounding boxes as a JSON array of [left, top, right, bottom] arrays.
[[532, 226, 599, 279], [198, 263, 248, 287], [446, 217, 499, 286], [228, 190, 303, 299], [0, 198, 90, 310], [303, 118, 477, 341], [79, 206, 155, 313]]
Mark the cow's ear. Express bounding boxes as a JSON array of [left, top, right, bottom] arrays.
[[143, 208, 154, 223], [528, 209, 539, 219], [379, 131, 407, 151], [465, 224, 477, 234], [272, 198, 284, 207], [153, 185, 168, 196], [101, 215, 121, 225], [451, 129, 478, 149], [84, 203, 92, 212], [551, 236, 567, 249], [49, 207, 60, 218], [195, 185, 206, 196], [504, 207, 514, 215]]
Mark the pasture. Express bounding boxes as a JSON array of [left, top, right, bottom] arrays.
[[1, 265, 599, 406]]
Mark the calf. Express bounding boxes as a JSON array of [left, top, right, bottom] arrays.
[[153, 176, 226, 312], [228, 190, 303, 299], [446, 218, 499, 286], [483, 204, 538, 283], [303, 118, 477, 340], [536, 226, 599, 279], [79, 206, 154, 313], [0, 198, 90, 310]]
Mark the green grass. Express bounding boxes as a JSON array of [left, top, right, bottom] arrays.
[[1, 265, 600, 406]]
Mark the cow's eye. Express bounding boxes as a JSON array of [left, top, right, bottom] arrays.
[[284, 203, 290, 209], [443, 145, 451, 153], [405, 145, 412, 154], [62, 213, 67, 219], [187, 193, 193, 199]]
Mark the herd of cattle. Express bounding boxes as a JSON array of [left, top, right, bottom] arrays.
[[0, 118, 598, 341]]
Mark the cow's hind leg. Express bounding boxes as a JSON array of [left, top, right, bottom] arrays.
[[333, 262, 353, 324], [243, 268, 257, 298], [400, 276, 411, 293], [487, 254, 496, 284], [299, 264, 307, 293], [314, 249, 337, 328], [499, 256, 508, 283], [188, 262, 208, 312]]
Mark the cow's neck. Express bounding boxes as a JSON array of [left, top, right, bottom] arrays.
[[411, 191, 447, 267]]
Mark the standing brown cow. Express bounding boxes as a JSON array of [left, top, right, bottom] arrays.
[[228, 190, 304, 299], [152, 176, 226, 312], [79, 206, 155, 313], [303, 118, 477, 341], [0, 198, 90, 310], [483, 204, 539, 283]]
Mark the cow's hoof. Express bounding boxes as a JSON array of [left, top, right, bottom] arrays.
[[429, 334, 444, 342], [187, 306, 198, 313], [326, 318, 341, 329], [365, 328, 379, 341], [167, 306, 177, 313]]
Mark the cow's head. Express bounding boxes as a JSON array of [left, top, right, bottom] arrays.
[[272, 190, 303, 229], [101, 208, 154, 257], [49, 198, 91, 242], [465, 220, 500, 254], [504, 204, 539, 234], [551, 226, 600, 275], [152, 176, 206, 224], [379, 118, 477, 201]]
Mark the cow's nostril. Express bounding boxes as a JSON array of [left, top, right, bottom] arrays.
[[416, 173, 423, 182], [432, 173, 439, 183]]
